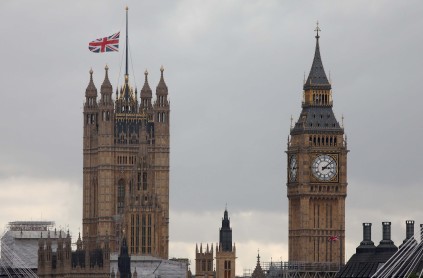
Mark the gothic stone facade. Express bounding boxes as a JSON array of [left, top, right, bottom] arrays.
[[83, 66, 170, 258], [287, 32, 347, 263]]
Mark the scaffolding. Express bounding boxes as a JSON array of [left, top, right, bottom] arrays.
[[244, 261, 340, 278], [0, 221, 56, 278]]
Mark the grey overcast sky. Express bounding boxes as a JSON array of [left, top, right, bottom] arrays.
[[1, 0, 422, 274]]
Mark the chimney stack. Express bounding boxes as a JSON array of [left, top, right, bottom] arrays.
[[382, 222, 391, 241], [356, 223, 375, 253], [406, 220, 414, 240], [363, 223, 372, 242], [376, 222, 397, 253]]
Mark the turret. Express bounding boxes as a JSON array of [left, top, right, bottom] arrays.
[[37, 232, 45, 272], [154, 66, 169, 124], [57, 230, 64, 266], [100, 65, 113, 106], [84, 69, 99, 127], [140, 70, 153, 111], [85, 69, 98, 108]]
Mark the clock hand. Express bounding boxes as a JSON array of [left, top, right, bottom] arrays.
[[322, 161, 334, 170]]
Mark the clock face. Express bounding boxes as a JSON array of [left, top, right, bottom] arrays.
[[311, 154, 337, 181], [289, 155, 297, 182]]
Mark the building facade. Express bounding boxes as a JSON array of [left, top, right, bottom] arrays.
[[83, 66, 170, 258], [287, 28, 347, 263]]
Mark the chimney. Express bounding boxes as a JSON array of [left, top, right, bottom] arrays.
[[400, 220, 416, 248], [382, 222, 391, 241], [376, 222, 397, 253], [356, 223, 375, 253], [406, 220, 414, 240]]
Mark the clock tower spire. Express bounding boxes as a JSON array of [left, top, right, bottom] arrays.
[[287, 25, 348, 265]]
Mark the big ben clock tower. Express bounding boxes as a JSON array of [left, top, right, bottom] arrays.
[[287, 24, 347, 264]]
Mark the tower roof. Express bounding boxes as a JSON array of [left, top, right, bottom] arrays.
[[141, 70, 152, 98], [85, 68, 97, 97], [156, 66, 168, 95], [101, 64, 112, 90], [303, 23, 331, 91]]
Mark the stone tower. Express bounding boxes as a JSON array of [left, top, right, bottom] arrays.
[[287, 26, 347, 263], [83, 66, 170, 258], [195, 243, 214, 277], [216, 209, 236, 278]]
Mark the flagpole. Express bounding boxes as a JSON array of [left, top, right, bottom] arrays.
[[125, 5, 129, 77]]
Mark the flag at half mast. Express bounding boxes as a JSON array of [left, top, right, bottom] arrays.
[[88, 32, 120, 53]]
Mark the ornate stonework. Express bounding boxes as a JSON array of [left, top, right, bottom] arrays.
[[287, 30, 347, 264], [83, 67, 170, 258]]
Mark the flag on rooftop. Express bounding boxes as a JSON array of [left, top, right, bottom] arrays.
[[88, 32, 120, 53], [328, 235, 339, 242]]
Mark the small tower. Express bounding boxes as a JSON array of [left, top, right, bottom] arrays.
[[37, 233, 45, 275], [140, 70, 153, 115], [195, 243, 214, 277], [216, 209, 236, 278]]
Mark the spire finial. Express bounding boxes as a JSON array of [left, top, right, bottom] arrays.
[[125, 5, 128, 11], [315, 21, 321, 39], [105, 64, 109, 71], [160, 65, 164, 72], [89, 68, 93, 76]]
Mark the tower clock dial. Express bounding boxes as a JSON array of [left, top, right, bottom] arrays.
[[289, 155, 298, 182], [312, 154, 337, 181]]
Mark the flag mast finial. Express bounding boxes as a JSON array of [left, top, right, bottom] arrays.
[[125, 6, 129, 77]]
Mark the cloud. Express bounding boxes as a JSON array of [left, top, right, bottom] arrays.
[[0, 176, 82, 238]]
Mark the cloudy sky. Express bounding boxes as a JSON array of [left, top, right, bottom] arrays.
[[1, 0, 423, 274]]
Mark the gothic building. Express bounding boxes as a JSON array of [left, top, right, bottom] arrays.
[[287, 26, 347, 263], [37, 231, 110, 277], [83, 65, 170, 258], [195, 209, 236, 278]]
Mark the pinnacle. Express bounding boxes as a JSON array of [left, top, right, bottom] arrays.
[[304, 32, 331, 90]]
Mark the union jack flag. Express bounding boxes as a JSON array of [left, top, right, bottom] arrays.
[[328, 235, 339, 242], [88, 32, 120, 53]]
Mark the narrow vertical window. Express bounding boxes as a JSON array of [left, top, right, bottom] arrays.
[[117, 179, 125, 214], [136, 214, 140, 253], [142, 172, 148, 190]]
